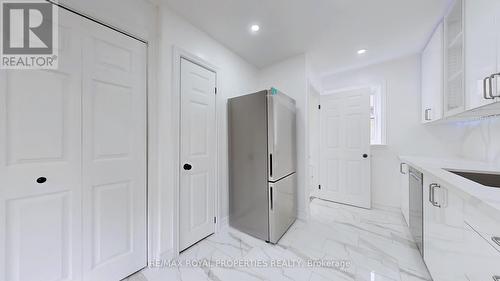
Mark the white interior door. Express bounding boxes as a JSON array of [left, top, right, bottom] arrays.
[[81, 17, 147, 281], [179, 59, 216, 252], [317, 89, 371, 209], [0, 9, 83, 281]]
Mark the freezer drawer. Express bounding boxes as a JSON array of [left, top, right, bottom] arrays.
[[269, 173, 297, 243], [267, 90, 297, 181]]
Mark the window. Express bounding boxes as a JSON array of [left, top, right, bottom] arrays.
[[369, 84, 386, 145]]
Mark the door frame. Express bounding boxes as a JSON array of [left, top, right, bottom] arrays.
[[172, 47, 220, 256]]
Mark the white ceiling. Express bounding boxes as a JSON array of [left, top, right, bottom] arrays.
[[161, 0, 450, 75]]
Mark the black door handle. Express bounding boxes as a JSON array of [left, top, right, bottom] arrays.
[[363, 154, 368, 158], [36, 177, 47, 184], [183, 164, 192, 170]]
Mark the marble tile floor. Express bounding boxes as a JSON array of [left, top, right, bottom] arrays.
[[126, 198, 431, 281]]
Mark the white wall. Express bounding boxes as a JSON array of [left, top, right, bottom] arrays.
[[321, 55, 463, 207], [258, 55, 309, 219], [156, 4, 260, 258]]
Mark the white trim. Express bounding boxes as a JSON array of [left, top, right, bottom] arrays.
[[172, 46, 220, 257], [218, 216, 229, 229]]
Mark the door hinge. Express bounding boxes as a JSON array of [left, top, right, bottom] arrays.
[[318, 104, 321, 110], [213, 217, 217, 224], [318, 185, 321, 190], [215, 87, 217, 94]]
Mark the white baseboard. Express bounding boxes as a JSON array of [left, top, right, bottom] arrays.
[[217, 216, 229, 231], [158, 249, 174, 261], [372, 203, 401, 213], [297, 210, 309, 220]]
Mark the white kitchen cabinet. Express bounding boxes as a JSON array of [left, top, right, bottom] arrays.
[[444, 0, 466, 117], [462, 223, 500, 280], [421, 0, 500, 121], [465, 0, 500, 109], [421, 22, 444, 123], [423, 174, 468, 281], [399, 162, 409, 225]]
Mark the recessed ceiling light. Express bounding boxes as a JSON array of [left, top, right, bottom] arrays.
[[250, 24, 260, 32], [357, 49, 367, 55]]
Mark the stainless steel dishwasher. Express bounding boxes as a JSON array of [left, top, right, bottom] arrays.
[[409, 166, 423, 256]]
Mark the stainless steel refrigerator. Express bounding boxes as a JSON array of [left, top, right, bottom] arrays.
[[228, 88, 297, 244]]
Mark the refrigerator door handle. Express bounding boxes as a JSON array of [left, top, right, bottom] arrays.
[[269, 186, 273, 210], [269, 154, 273, 177]]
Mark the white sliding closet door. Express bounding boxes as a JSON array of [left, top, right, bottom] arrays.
[[80, 15, 147, 281], [0, 9, 83, 281]]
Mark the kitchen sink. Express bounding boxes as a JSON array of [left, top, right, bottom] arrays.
[[445, 169, 500, 188]]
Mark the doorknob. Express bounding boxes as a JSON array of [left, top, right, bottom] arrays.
[[362, 154, 368, 158], [36, 177, 47, 184], [183, 164, 192, 170]]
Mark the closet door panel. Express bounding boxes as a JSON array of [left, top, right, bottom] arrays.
[[81, 17, 147, 281], [0, 8, 83, 281]]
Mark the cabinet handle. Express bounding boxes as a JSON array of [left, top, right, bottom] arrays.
[[492, 276, 500, 281], [492, 236, 500, 247], [425, 109, 432, 121], [433, 184, 441, 208], [400, 163, 407, 174], [489, 73, 500, 98], [484, 76, 494, 99], [429, 184, 434, 204], [429, 183, 441, 208]]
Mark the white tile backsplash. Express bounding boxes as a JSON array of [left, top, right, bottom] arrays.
[[459, 117, 500, 168]]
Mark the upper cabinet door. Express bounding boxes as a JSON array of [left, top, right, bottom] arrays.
[[495, 0, 500, 100], [444, 0, 466, 117], [422, 22, 444, 123], [465, 0, 498, 109]]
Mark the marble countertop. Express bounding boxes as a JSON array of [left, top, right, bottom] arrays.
[[399, 155, 500, 212]]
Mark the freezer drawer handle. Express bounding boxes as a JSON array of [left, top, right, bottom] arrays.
[[269, 186, 273, 210], [36, 177, 47, 184], [269, 154, 273, 177]]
